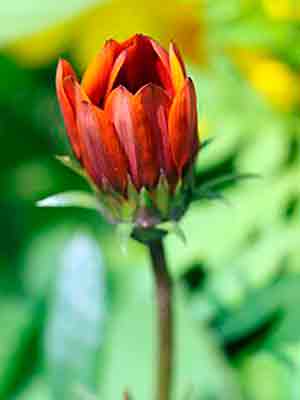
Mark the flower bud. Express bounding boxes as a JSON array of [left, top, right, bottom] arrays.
[[56, 34, 200, 226]]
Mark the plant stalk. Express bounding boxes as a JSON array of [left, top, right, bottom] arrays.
[[148, 239, 173, 400]]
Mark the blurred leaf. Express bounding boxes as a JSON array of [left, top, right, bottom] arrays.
[[211, 286, 280, 348], [211, 15, 296, 50], [0, 300, 37, 399], [209, 275, 300, 356], [193, 173, 259, 203], [99, 268, 242, 400], [264, 277, 300, 349], [37, 191, 100, 212], [22, 224, 78, 298], [45, 232, 106, 399], [0, 0, 101, 46], [15, 377, 50, 400], [236, 126, 289, 175], [239, 352, 292, 400]]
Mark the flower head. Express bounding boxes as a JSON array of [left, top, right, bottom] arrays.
[[56, 34, 199, 226]]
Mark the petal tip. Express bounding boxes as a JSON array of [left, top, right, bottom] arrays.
[[169, 42, 186, 93]]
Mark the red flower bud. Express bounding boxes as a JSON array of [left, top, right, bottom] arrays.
[[56, 34, 200, 226]]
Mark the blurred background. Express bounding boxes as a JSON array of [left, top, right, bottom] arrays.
[[1, 0, 300, 399]]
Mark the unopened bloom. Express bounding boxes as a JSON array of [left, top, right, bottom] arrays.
[[56, 34, 199, 226]]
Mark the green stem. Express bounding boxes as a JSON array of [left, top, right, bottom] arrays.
[[148, 239, 173, 400]]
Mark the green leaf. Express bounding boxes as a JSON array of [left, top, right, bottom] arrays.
[[45, 232, 106, 399], [37, 191, 100, 212]]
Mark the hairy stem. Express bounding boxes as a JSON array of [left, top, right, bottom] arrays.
[[148, 239, 173, 400]]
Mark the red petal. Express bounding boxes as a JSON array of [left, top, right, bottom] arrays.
[[81, 39, 121, 105], [134, 83, 176, 184], [105, 50, 127, 98], [105, 86, 139, 188], [94, 107, 128, 193], [110, 34, 170, 94], [130, 85, 162, 188], [75, 101, 104, 187], [106, 83, 173, 189], [155, 58, 174, 97], [149, 38, 173, 96], [56, 59, 81, 158], [150, 38, 170, 71], [76, 96, 128, 192], [169, 42, 186, 94], [168, 78, 198, 175]]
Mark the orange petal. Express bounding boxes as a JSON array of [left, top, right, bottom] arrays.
[[105, 50, 127, 98], [169, 42, 186, 94], [56, 59, 81, 158], [105, 86, 139, 188], [168, 78, 198, 175], [134, 84, 176, 184], [81, 39, 121, 105]]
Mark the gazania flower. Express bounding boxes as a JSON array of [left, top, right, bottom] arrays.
[[56, 34, 199, 227]]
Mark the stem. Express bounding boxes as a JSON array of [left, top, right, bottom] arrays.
[[148, 239, 173, 400]]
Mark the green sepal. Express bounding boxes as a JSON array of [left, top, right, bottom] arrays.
[[56, 155, 86, 178], [192, 188, 230, 205], [118, 176, 139, 222], [195, 172, 259, 193], [158, 221, 187, 244], [139, 187, 154, 209], [200, 137, 214, 150], [116, 223, 135, 253], [127, 175, 139, 203], [37, 191, 101, 212], [56, 155, 99, 192], [192, 172, 259, 203], [118, 201, 136, 222], [169, 179, 189, 221], [154, 174, 170, 216], [94, 191, 122, 222]]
